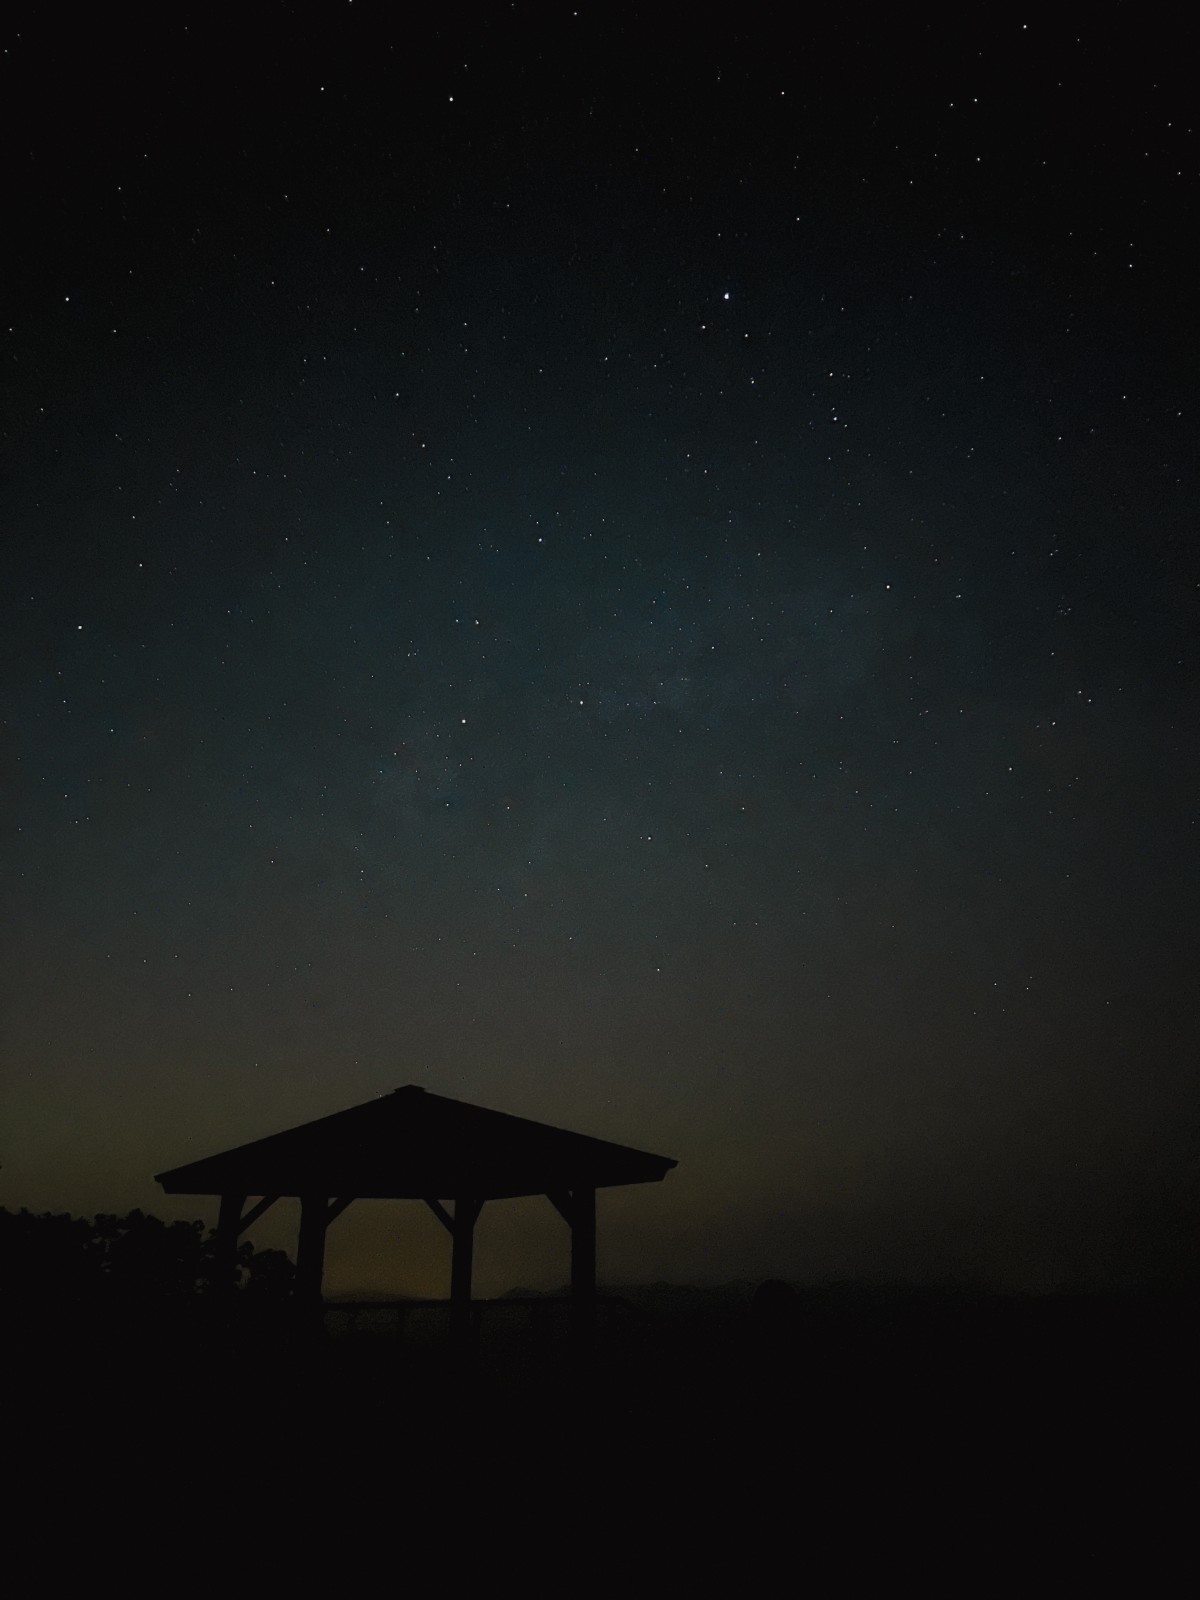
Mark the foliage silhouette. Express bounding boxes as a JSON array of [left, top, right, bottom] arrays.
[[1, 1204, 294, 1307]]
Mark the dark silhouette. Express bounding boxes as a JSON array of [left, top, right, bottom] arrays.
[[154, 1084, 677, 1360], [3, 1198, 1191, 1563], [1, 1202, 296, 1456], [751, 1276, 796, 1319], [1, 1203, 295, 1309]]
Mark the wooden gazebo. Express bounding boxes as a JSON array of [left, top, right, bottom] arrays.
[[155, 1085, 677, 1350]]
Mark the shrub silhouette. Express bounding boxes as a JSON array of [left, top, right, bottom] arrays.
[[0, 1205, 294, 1307]]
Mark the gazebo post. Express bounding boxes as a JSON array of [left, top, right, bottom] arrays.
[[570, 1186, 597, 1361], [215, 1192, 245, 1295], [296, 1193, 329, 1312], [450, 1197, 482, 1355]]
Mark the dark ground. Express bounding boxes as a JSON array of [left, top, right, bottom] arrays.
[[6, 1281, 1193, 1578]]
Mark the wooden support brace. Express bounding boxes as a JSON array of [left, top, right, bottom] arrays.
[[237, 1194, 279, 1234], [424, 1197, 455, 1234], [546, 1189, 575, 1226], [326, 1196, 355, 1225]]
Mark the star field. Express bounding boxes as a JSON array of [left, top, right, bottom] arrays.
[[1, 8, 1196, 1295]]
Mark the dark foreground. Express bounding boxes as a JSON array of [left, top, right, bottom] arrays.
[[6, 1283, 1193, 1578]]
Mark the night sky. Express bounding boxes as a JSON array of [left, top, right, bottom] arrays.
[[3, 8, 1196, 1299]]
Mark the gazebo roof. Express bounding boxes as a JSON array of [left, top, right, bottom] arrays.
[[155, 1085, 677, 1201]]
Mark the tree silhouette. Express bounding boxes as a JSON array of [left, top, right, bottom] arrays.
[[1, 1206, 295, 1307]]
